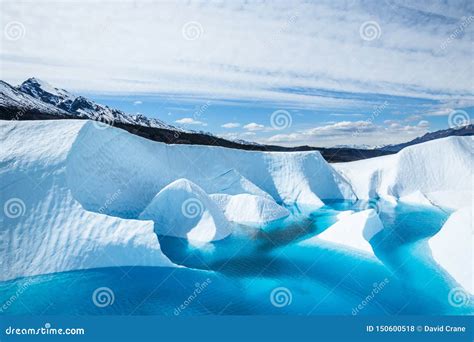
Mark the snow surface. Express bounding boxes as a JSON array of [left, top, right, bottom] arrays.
[[299, 209, 384, 255], [334, 136, 473, 210], [139, 179, 231, 242], [210, 193, 290, 225], [428, 206, 473, 294], [0, 120, 175, 281]]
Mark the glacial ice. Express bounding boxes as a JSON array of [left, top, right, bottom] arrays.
[[334, 136, 472, 210], [1, 119, 352, 280], [428, 206, 473, 294], [65, 120, 354, 219], [0, 120, 175, 281], [210, 193, 290, 224], [139, 179, 231, 242], [299, 209, 384, 255]]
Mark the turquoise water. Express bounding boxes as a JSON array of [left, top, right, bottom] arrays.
[[1, 200, 472, 316]]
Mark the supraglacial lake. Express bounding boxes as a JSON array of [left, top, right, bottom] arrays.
[[1, 200, 472, 315]]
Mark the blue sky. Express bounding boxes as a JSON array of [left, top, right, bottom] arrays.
[[1, 0, 473, 146]]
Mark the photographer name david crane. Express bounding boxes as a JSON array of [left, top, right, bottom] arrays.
[[424, 325, 466, 333]]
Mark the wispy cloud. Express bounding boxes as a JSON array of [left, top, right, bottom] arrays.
[[425, 108, 455, 116], [175, 117, 207, 126], [1, 0, 473, 107]]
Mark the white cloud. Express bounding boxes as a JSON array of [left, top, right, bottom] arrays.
[[426, 108, 454, 116], [305, 121, 376, 136], [1, 0, 473, 107], [133, 100, 142, 105], [221, 122, 241, 128], [175, 117, 207, 126], [418, 120, 430, 127], [243, 122, 265, 131], [266, 120, 430, 147]]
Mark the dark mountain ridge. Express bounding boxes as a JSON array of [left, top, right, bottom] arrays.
[[1, 78, 472, 162]]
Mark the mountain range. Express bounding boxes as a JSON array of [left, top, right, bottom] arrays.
[[0, 78, 472, 162]]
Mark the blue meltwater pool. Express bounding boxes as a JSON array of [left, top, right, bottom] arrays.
[[1, 200, 472, 316]]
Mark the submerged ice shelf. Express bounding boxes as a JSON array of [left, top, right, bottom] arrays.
[[1, 120, 472, 315]]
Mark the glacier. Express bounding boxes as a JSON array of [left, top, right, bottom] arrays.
[[0, 120, 176, 281], [1, 119, 352, 281], [333, 136, 472, 210], [1, 118, 472, 300]]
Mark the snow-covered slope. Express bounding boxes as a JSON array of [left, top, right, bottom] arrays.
[[210, 193, 290, 225], [139, 179, 231, 242], [428, 206, 473, 294], [334, 136, 473, 210], [0, 120, 175, 281], [299, 209, 384, 256]]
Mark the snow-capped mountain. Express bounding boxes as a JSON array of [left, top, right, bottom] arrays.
[[16, 78, 177, 130], [0, 80, 71, 117]]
